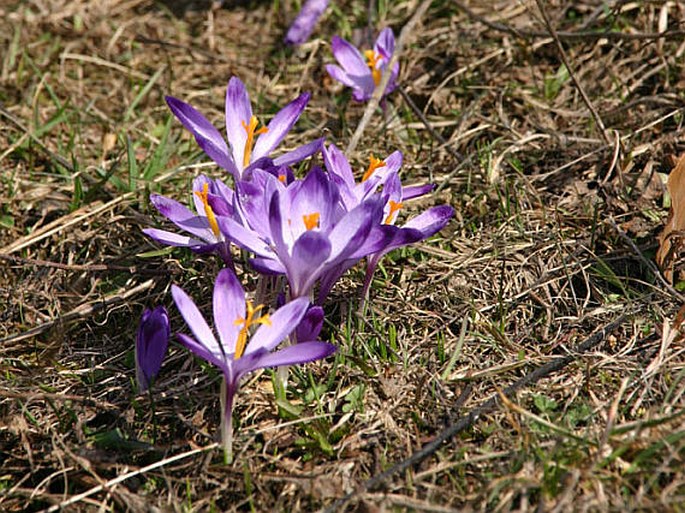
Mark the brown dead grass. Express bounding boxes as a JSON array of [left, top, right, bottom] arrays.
[[1, 0, 685, 511]]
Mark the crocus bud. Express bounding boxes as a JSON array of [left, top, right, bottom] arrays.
[[284, 0, 330, 46], [135, 306, 170, 392]]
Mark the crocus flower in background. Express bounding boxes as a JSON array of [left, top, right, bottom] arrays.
[[284, 0, 330, 46], [326, 28, 399, 102], [172, 268, 336, 462], [166, 76, 322, 180], [143, 175, 234, 265], [136, 305, 170, 392]]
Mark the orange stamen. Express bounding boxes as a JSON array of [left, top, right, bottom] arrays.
[[241, 115, 269, 168], [384, 200, 403, 224], [278, 173, 287, 183], [233, 301, 271, 360], [303, 212, 321, 231], [364, 49, 382, 86], [194, 183, 221, 237], [362, 154, 386, 182]]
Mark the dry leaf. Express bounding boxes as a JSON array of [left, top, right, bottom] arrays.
[[656, 154, 685, 282]]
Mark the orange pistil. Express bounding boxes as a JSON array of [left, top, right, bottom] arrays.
[[384, 200, 403, 224], [233, 301, 271, 360], [241, 115, 269, 168], [364, 49, 382, 86], [194, 183, 221, 237], [278, 173, 287, 183], [303, 212, 321, 231], [362, 154, 386, 182]]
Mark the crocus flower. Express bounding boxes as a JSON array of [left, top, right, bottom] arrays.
[[172, 268, 336, 462], [135, 306, 170, 392], [285, 0, 330, 46], [166, 76, 322, 180], [318, 143, 454, 300], [326, 28, 399, 102], [143, 175, 234, 265], [219, 166, 390, 298]]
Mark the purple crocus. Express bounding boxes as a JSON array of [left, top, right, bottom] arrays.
[[172, 268, 336, 462], [143, 175, 234, 265], [318, 143, 454, 300], [166, 76, 322, 180], [285, 0, 330, 46], [135, 306, 170, 392], [219, 166, 390, 298], [326, 28, 399, 102]]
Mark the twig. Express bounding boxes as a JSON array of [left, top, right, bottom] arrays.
[[321, 314, 629, 513], [39, 443, 219, 513], [0, 254, 175, 276], [454, 1, 685, 42], [534, 0, 612, 146], [345, 0, 433, 155]]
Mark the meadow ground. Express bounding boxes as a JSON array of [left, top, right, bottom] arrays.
[[1, 0, 685, 511]]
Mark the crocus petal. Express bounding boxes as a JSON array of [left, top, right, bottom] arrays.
[[323, 143, 355, 189], [325, 64, 357, 89], [239, 342, 336, 373], [217, 217, 274, 258], [403, 205, 455, 235], [253, 93, 310, 161], [177, 333, 225, 369], [284, 0, 330, 45], [142, 228, 206, 248], [246, 297, 310, 355], [288, 231, 332, 296], [165, 96, 237, 176], [327, 199, 382, 262], [375, 27, 395, 61], [171, 284, 224, 359], [331, 36, 369, 76], [249, 256, 287, 275], [225, 77, 252, 169], [273, 137, 324, 167], [150, 193, 213, 241], [136, 306, 170, 392], [213, 268, 245, 355], [295, 305, 324, 343], [402, 184, 434, 200]]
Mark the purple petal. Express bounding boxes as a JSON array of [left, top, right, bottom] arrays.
[[284, 0, 330, 45], [225, 77, 253, 169], [331, 36, 369, 76], [150, 193, 213, 241], [246, 297, 310, 355], [323, 142, 355, 189], [249, 256, 287, 275], [136, 306, 170, 391], [403, 205, 455, 235], [171, 284, 223, 359], [327, 199, 383, 262], [217, 217, 273, 258], [402, 183, 434, 200], [273, 137, 324, 167], [165, 96, 237, 176], [295, 305, 324, 342], [325, 64, 357, 89], [213, 268, 245, 355], [288, 231, 332, 296], [375, 27, 395, 61], [240, 342, 336, 373], [253, 93, 310, 161], [142, 227, 206, 248], [177, 333, 225, 369]]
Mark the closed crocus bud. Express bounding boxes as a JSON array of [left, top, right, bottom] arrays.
[[135, 306, 170, 392], [284, 0, 330, 46]]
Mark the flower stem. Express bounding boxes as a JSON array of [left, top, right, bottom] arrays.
[[220, 376, 235, 464]]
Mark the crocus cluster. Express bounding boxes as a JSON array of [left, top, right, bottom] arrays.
[[134, 27, 453, 463]]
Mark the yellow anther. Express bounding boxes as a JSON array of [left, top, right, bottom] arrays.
[[364, 49, 382, 86], [278, 174, 287, 183], [362, 154, 386, 182], [233, 301, 271, 359], [384, 200, 403, 224], [194, 183, 221, 237], [241, 115, 269, 168], [303, 212, 321, 231]]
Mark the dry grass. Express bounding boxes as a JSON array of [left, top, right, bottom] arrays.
[[1, 0, 685, 511]]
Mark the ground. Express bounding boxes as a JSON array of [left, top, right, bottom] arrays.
[[1, 0, 685, 511]]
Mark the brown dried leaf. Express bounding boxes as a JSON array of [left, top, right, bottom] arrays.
[[656, 154, 685, 282]]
